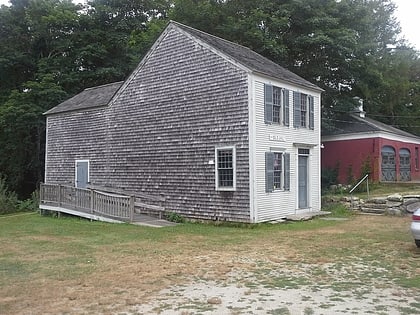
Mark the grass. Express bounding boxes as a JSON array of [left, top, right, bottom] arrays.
[[0, 208, 419, 314]]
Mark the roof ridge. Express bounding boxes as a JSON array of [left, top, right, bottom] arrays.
[[170, 20, 256, 55]]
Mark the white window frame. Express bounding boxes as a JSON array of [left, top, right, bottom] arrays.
[[215, 146, 236, 191], [265, 148, 290, 193], [264, 84, 289, 126], [75, 159, 90, 188], [293, 92, 314, 130]]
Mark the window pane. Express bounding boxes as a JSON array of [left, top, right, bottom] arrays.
[[272, 87, 281, 123], [300, 94, 307, 127], [218, 149, 233, 187], [273, 152, 282, 189]]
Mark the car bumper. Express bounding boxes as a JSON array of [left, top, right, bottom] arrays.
[[411, 221, 420, 240]]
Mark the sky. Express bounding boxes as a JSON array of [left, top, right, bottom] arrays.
[[0, 0, 419, 50]]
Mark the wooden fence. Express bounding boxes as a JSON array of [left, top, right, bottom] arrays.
[[40, 183, 135, 222]]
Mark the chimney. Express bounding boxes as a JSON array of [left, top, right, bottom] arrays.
[[353, 97, 365, 118]]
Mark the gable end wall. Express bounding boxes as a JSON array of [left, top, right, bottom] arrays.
[[104, 29, 250, 221]]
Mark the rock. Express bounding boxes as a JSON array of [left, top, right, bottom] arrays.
[[373, 197, 387, 204], [387, 194, 403, 202], [403, 198, 420, 205], [207, 297, 222, 305], [406, 202, 420, 213]]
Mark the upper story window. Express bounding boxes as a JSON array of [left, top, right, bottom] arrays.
[[293, 92, 314, 130], [215, 146, 236, 191], [264, 84, 289, 126]]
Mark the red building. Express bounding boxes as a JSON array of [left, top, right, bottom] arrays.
[[322, 110, 420, 184]]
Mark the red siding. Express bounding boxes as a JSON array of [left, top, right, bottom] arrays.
[[322, 137, 420, 184]]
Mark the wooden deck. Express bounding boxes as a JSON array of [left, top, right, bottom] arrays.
[[39, 183, 176, 227]]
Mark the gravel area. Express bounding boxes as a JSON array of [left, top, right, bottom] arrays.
[[127, 259, 420, 315]]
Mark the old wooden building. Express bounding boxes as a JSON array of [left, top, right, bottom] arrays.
[[44, 21, 323, 223]]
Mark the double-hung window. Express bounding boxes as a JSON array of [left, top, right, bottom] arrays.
[[264, 84, 289, 126], [265, 151, 290, 192], [293, 92, 314, 130], [215, 146, 236, 191]]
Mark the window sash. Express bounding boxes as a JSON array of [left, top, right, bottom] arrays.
[[266, 152, 290, 192], [264, 84, 289, 126], [216, 147, 236, 191], [293, 92, 315, 130], [283, 89, 289, 126]]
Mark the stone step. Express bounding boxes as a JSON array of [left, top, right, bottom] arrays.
[[360, 207, 386, 214]]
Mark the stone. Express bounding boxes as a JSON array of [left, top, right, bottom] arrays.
[[406, 202, 420, 213], [387, 194, 403, 202], [207, 297, 222, 305], [403, 198, 420, 206]]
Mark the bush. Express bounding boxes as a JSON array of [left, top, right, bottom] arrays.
[[165, 212, 185, 223], [0, 177, 18, 215], [17, 190, 39, 212]]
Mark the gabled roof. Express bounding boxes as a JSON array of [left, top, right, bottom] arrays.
[[46, 21, 321, 115], [44, 81, 123, 115], [172, 21, 322, 92], [322, 113, 419, 139]]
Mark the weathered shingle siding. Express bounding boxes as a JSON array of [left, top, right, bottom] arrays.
[[45, 109, 108, 185], [103, 29, 250, 221]]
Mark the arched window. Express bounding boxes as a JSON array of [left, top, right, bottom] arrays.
[[399, 148, 411, 181], [381, 146, 396, 181]]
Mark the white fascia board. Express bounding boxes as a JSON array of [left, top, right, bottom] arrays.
[[253, 73, 322, 96], [322, 131, 420, 145], [248, 73, 256, 223]]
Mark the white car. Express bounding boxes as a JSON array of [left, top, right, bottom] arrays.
[[411, 208, 420, 248]]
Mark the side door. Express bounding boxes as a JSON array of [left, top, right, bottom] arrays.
[[75, 160, 89, 188]]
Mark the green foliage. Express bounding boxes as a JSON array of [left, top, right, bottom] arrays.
[[0, 176, 18, 215], [321, 164, 339, 190], [165, 212, 186, 223], [346, 165, 355, 185], [360, 155, 372, 179], [322, 203, 352, 218]]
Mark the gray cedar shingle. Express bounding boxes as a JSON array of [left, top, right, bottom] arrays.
[[172, 21, 323, 92], [44, 81, 123, 115]]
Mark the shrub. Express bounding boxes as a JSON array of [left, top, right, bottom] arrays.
[[165, 212, 185, 223], [0, 176, 18, 215]]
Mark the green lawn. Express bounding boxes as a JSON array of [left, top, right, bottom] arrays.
[[0, 211, 418, 314]]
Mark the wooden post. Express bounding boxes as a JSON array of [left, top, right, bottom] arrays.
[[58, 184, 62, 207], [90, 189, 94, 214], [129, 196, 135, 222]]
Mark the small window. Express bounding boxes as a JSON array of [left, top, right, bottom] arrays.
[[215, 146, 236, 191], [416, 147, 419, 169]]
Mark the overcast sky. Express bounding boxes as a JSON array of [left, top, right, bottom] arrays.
[[0, 0, 418, 50]]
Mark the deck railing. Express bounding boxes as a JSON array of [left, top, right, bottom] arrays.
[[40, 183, 135, 222]]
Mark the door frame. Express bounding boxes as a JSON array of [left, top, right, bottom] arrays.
[[75, 159, 90, 188], [297, 148, 310, 212]]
